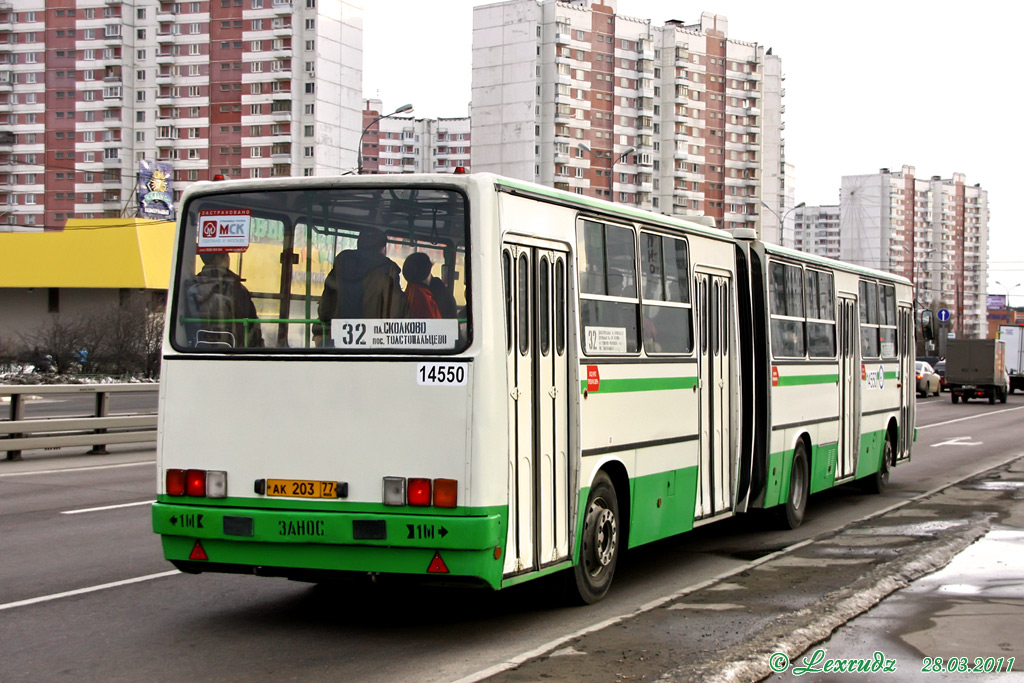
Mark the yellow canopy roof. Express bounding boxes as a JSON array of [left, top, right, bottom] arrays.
[[0, 219, 175, 290]]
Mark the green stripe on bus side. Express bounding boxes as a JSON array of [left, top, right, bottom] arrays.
[[763, 429, 889, 507], [579, 376, 699, 394], [775, 373, 839, 386], [628, 466, 699, 547], [153, 495, 501, 517]]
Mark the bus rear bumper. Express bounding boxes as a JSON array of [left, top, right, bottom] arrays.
[[153, 502, 506, 589]]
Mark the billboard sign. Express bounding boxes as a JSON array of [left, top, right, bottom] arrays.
[[988, 294, 1007, 310], [138, 160, 175, 221]]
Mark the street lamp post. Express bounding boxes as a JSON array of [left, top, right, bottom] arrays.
[[577, 143, 634, 202], [996, 280, 1021, 309], [759, 200, 805, 247], [356, 103, 413, 175]]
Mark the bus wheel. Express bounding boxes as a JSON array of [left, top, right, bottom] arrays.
[[777, 442, 809, 530], [862, 436, 892, 494], [571, 471, 619, 604]]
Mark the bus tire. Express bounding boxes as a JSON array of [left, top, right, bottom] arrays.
[[862, 435, 892, 494], [777, 441, 809, 530], [570, 471, 620, 604]]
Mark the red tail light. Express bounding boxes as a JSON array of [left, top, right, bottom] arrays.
[[433, 479, 458, 508], [167, 469, 186, 496], [186, 469, 207, 497], [407, 478, 431, 506]]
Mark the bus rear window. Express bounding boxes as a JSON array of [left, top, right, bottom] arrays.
[[171, 186, 470, 354]]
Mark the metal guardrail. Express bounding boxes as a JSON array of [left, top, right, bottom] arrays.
[[1, 384, 158, 461]]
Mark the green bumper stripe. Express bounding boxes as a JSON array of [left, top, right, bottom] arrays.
[[153, 502, 503, 549], [580, 376, 698, 394], [776, 373, 839, 386], [161, 537, 504, 589]]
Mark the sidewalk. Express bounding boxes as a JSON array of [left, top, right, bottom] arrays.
[[484, 456, 1024, 682]]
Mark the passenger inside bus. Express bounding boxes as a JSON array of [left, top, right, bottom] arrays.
[[402, 252, 442, 319], [184, 252, 264, 349], [318, 226, 407, 322]]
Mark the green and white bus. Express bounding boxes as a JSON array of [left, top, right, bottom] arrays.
[[152, 173, 915, 603]]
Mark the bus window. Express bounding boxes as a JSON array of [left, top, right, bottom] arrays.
[[859, 280, 880, 358], [640, 232, 693, 354], [577, 220, 639, 355], [769, 261, 805, 358], [805, 270, 836, 358], [879, 284, 897, 358], [171, 186, 470, 354]]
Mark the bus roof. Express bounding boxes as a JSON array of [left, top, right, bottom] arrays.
[[760, 241, 913, 286]]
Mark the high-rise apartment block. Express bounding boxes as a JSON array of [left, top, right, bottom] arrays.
[[471, 0, 787, 237], [791, 204, 840, 259], [359, 99, 471, 175], [839, 166, 988, 338], [0, 0, 363, 231]]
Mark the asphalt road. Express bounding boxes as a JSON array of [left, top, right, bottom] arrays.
[[2, 392, 1022, 682]]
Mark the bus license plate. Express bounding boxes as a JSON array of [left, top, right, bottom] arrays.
[[266, 479, 338, 499]]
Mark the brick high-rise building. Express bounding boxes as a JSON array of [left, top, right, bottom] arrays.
[[0, 0, 362, 232], [359, 99, 470, 175], [840, 165, 989, 338], [470, 0, 787, 237]]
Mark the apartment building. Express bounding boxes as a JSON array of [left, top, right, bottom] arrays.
[[359, 99, 471, 175], [840, 165, 989, 338], [792, 204, 840, 259], [0, 0, 362, 232], [470, 0, 787, 237]]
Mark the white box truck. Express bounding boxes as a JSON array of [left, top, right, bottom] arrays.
[[999, 325, 1024, 393]]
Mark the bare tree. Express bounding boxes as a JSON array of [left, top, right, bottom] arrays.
[[17, 315, 87, 375]]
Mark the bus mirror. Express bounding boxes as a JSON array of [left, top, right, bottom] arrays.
[[919, 309, 936, 341]]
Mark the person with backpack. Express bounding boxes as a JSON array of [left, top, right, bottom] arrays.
[[319, 227, 407, 325], [185, 252, 264, 348]]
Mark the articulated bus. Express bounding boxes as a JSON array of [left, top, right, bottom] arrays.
[[153, 173, 915, 603]]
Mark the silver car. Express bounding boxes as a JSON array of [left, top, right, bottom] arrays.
[[916, 361, 941, 397]]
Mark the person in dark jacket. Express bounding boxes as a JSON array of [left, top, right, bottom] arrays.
[[319, 227, 407, 324], [185, 252, 264, 348]]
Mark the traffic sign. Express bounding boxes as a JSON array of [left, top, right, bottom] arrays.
[[937, 308, 951, 323]]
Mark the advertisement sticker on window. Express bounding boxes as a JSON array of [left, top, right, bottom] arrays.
[[198, 209, 251, 253], [584, 326, 628, 354]]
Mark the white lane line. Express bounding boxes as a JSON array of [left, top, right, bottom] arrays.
[[61, 500, 154, 515], [0, 461, 154, 478], [918, 405, 1024, 430], [0, 570, 180, 612]]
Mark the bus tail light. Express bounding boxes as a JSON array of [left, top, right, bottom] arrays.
[[381, 477, 458, 508], [186, 469, 207, 497], [433, 479, 458, 508], [408, 478, 432, 506], [166, 469, 186, 496], [166, 468, 228, 498]]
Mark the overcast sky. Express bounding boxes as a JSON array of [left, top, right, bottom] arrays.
[[363, 1, 1024, 304]]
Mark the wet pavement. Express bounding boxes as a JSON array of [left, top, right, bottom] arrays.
[[483, 456, 1024, 682]]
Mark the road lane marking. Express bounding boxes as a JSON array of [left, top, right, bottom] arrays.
[[931, 436, 982, 448], [61, 500, 154, 515], [0, 461, 154, 478], [918, 405, 1024, 430], [0, 570, 180, 612]]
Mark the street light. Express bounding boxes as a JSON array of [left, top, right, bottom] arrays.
[[356, 103, 414, 175], [760, 200, 805, 247], [576, 143, 635, 202], [996, 280, 1021, 309]]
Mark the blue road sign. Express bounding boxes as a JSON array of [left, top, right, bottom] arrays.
[[937, 308, 951, 323]]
